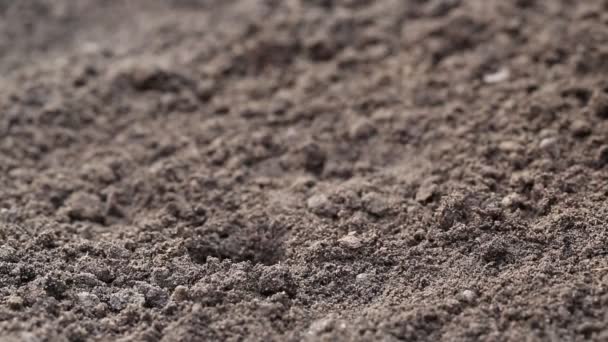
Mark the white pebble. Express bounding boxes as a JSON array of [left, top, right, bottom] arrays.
[[356, 273, 370, 282], [483, 68, 510, 84], [461, 289, 477, 302]]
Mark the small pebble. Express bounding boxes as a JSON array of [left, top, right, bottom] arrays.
[[570, 120, 591, 137], [307, 194, 338, 217], [196, 79, 216, 101], [77, 292, 100, 307], [415, 184, 437, 203], [306, 314, 347, 336], [597, 145, 608, 166], [479, 165, 503, 179], [307, 316, 335, 336], [109, 290, 145, 311], [355, 273, 370, 282], [498, 140, 523, 153], [362, 192, 389, 215], [538, 128, 556, 139], [74, 272, 102, 287], [539, 137, 556, 149], [349, 118, 376, 140], [501, 193, 523, 208], [413, 229, 426, 241], [80, 41, 102, 55], [290, 176, 316, 191], [338, 233, 362, 249], [460, 289, 477, 302], [299, 142, 326, 174], [483, 68, 510, 84], [372, 108, 395, 122], [94, 303, 108, 318], [63, 192, 105, 222], [7, 295, 24, 310], [171, 285, 189, 302], [0, 245, 16, 262], [592, 94, 608, 119]]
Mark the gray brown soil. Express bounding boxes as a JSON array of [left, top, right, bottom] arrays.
[[2, 0, 608, 341]]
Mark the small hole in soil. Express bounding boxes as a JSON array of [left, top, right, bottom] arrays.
[[185, 222, 287, 266], [562, 88, 591, 106]]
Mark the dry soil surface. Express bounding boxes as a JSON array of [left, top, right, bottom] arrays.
[[2, 1, 608, 341]]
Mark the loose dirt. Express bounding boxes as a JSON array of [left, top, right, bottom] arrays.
[[2, 1, 608, 341]]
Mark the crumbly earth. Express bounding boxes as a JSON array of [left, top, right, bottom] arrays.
[[2, 1, 608, 341]]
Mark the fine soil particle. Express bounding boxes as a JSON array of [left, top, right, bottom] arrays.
[[2, 1, 608, 341]]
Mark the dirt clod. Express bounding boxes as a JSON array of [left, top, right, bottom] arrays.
[[501, 193, 524, 209], [6, 296, 24, 311], [592, 94, 608, 119], [597, 145, 608, 166], [349, 118, 377, 140], [61, 192, 105, 223], [570, 119, 592, 138], [307, 194, 338, 217], [338, 232, 363, 249], [362, 192, 389, 216]]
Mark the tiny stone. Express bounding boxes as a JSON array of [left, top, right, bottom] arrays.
[[498, 141, 523, 153], [80, 41, 102, 55], [415, 184, 437, 202], [597, 145, 608, 166], [413, 229, 426, 241], [539, 137, 556, 149], [338, 233, 362, 249], [362, 192, 389, 216], [171, 285, 189, 302], [139, 284, 168, 308], [592, 94, 608, 119], [7, 295, 24, 310], [538, 129, 556, 139], [355, 273, 370, 282], [240, 103, 264, 118], [483, 68, 510, 84], [460, 289, 477, 302], [0, 245, 17, 262], [307, 315, 338, 336], [74, 272, 102, 287], [105, 244, 131, 259], [94, 303, 108, 318], [63, 192, 104, 222], [307, 194, 338, 217], [109, 290, 145, 311], [349, 118, 376, 140], [372, 108, 395, 122], [299, 142, 326, 174], [570, 120, 591, 137], [196, 79, 216, 101], [80, 162, 115, 183], [501, 193, 523, 208], [479, 165, 503, 179], [77, 292, 100, 307], [290, 176, 316, 192]]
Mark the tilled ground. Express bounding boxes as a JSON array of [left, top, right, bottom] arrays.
[[2, 1, 608, 341]]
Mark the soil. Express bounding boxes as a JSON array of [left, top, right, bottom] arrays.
[[2, 0, 608, 341]]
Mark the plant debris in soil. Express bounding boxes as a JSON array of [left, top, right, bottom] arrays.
[[2, 0, 608, 341]]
